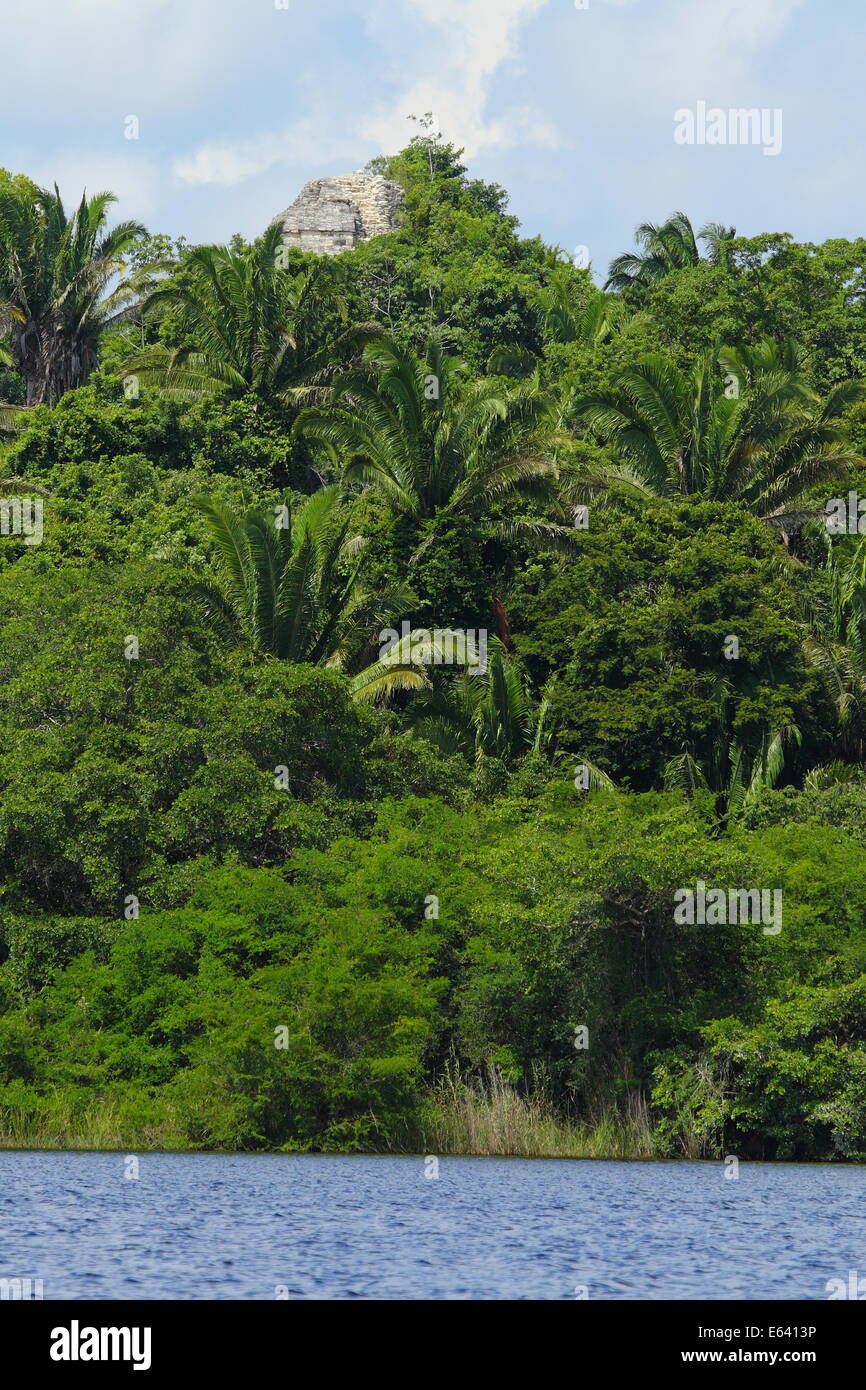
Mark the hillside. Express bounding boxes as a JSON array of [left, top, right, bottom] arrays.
[[1, 141, 866, 1158]]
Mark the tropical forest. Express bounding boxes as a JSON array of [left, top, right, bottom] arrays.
[[2, 134, 866, 1163]]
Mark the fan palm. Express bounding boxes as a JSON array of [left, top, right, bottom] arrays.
[[193, 486, 425, 702], [0, 328, 23, 432], [801, 533, 866, 759], [351, 626, 490, 705], [572, 343, 864, 519], [406, 640, 533, 761], [666, 726, 800, 818], [0, 183, 153, 406], [125, 224, 370, 403], [405, 641, 618, 784], [802, 761, 866, 791], [295, 334, 572, 555], [664, 674, 801, 821]]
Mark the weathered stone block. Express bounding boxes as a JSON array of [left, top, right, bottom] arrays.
[[273, 172, 404, 256]]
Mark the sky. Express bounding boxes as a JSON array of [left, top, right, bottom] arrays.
[[1, 0, 864, 281]]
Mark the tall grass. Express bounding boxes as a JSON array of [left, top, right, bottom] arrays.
[[417, 1066, 662, 1159], [0, 1073, 663, 1158], [0, 1097, 183, 1152]]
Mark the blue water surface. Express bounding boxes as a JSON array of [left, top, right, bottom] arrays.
[[0, 1151, 862, 1299]]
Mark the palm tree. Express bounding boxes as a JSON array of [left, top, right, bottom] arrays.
[[700, 221, 738, 266], [351, 626, 490, 705], [295, 334, 572, 555], [406, 640, 533, 761], [717, 336, 815, 398], [125, 224, 369, 404], [572, 343, 864, 519], [802, 761, 865, 790], [664, 724, 801, 820], [530, 265, 629, 347], [0, 183, 152, 405], [663, 673, 801, 818], [801, 533, 866, 761], [193, 486, 424, 701], [604, 211, 736, 293], [0, 313, 23, 431], [406, 641, 617, 785]]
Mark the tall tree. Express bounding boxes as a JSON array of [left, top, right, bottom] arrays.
[[605, 211, 736, 293], [0, 183, 151, 405]]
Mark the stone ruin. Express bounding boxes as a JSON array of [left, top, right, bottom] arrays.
[[273, 172, 405, 257]]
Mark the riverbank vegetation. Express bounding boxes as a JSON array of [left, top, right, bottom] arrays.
[[2, 138, 866, 1159]]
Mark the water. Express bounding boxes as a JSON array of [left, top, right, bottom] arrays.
[[1, 1151, 863, 1299]]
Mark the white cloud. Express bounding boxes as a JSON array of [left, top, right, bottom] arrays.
[[174, 137, 288, 189], [174, 121, 358, 188], [643, 0, 807, 92], [173, 0, 556, 188], [361, 0, 554, 156], [0, 0, 258, 107]]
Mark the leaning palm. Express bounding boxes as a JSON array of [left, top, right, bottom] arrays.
[[125, 224, 370, 404], [572, 344, 864, 519], [605, 211, 735, 293], [295, 334, 572, 556], [0, 183, 154, 405]]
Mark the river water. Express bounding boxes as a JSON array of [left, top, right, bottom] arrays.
[[1, 1151, 862, 1299]]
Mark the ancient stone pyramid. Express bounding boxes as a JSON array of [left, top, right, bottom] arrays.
[[274, 172, 404, 256]]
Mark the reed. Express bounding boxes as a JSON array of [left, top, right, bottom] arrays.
[[0, 1097, 183, 1152], [417, 1066, 661, 1159]]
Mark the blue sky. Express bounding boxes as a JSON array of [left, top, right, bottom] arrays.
[[2, 0, 864, 281]]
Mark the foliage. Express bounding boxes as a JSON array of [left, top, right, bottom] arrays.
[[124, 225, 361, 405], [2, 144, 866, 1156], [295, 333, 571, 555], [0, 183, 157, 407], [605, 210, 736, 294], [572, 342, 864, 518]]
